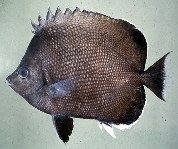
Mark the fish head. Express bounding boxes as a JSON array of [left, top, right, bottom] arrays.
[[6, 35, 46, 96]]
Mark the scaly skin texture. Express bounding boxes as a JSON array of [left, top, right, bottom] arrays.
[[33, 19, 146, 124], [7, 8, 153, 125]]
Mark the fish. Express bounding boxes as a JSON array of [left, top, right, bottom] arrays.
[[6, 7, 170, 143]]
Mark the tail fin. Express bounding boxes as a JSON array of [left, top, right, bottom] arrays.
[[143, 52, 171, 101]]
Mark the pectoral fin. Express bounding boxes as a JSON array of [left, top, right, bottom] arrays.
[[48, 77, 78, 97], [52, 115, 74, 143]]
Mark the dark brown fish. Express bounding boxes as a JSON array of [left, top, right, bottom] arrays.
[[6, 7, 170, 143]]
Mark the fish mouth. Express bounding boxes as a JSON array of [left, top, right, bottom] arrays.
[[5, 78, 14, 87]]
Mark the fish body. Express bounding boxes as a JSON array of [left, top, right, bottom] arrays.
[[6, 7, 170, 142]]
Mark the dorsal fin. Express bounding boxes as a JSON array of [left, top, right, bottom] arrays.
[[31, 7, 122, 34], [31, 7, 147, 71]]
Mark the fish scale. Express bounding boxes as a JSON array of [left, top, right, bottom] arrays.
[[6, 7, 170, 143]]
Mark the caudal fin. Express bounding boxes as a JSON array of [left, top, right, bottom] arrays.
[[143, 52, 171, 101]]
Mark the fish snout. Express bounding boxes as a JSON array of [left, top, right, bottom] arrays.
[[5, 75, 14, 86]]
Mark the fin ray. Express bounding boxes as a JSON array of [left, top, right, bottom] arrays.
[[31, 21, 38, 31], [46, 7, 54, 21], [98, 121, 103, 131], [102, 123, 116, 138], [98, 122, 116, 138]]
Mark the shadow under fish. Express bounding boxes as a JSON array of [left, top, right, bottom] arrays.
[[6, 7, 170, 143]]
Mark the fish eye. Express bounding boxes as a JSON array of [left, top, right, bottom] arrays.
[[17, 67, 29, 79]]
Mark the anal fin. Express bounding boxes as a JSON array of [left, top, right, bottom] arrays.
[[52, 115, 73, 143], [98, 121, 116, 138]]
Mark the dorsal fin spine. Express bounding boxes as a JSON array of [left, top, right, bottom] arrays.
[[54, 7, 63, 21], [73, 7, 80, 14], [46, 7, 54, 21], [31, 20, 38, 31], [64, 8, 72, 15], [32, 7, 119, 34], [38, 15, 45, 26]]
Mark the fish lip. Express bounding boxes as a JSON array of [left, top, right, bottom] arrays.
[[5, 78, 14, 87]]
